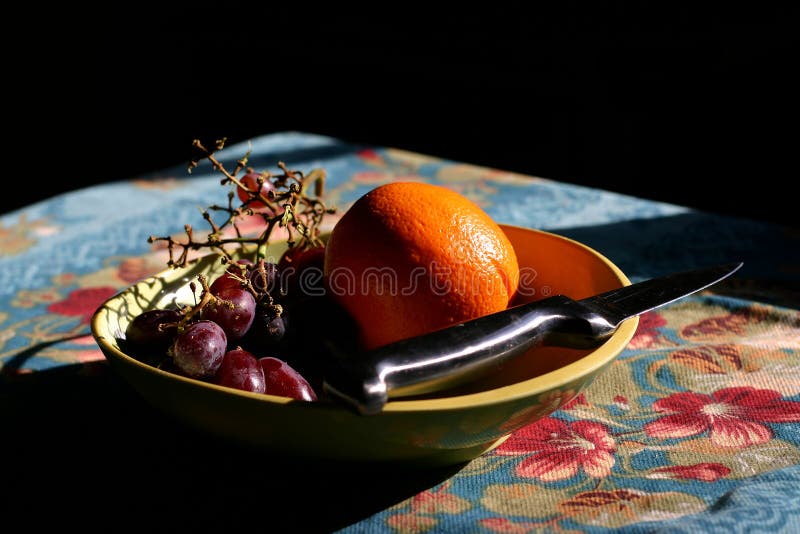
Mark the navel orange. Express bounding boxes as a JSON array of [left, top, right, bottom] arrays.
[[323, 182, 519, 350]]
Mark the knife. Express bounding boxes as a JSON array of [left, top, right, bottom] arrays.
[[322, 262, 743, 415]]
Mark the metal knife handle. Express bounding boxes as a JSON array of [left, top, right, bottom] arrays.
[[322, 295, 618, 415]]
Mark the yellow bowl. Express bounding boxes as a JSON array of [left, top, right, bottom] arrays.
[[91, 225, 637, 467]]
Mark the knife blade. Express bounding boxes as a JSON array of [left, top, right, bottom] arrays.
[[322, 262, 743, 415]]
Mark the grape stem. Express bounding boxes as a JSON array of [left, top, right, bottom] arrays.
[[172, 274, 217, 330], [149, 137, 335, 269]]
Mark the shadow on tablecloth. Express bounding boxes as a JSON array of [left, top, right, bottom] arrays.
[[1, 361, 464, 532], [552, 211, 799, 309]]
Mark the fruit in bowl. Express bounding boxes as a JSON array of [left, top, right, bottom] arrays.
[[91, 139, 637, 465], [324, 181, 520, 351], [121, 259, 319, 401]]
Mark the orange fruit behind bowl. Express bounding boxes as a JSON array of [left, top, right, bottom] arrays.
[[323, 182, 519, 350]]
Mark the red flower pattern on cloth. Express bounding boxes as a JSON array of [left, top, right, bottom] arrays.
[[562, 393, 589, 410], [650, 463, 731, 482], [356, 148, 383, 164], [47, 286, 118, 324], [495, 417, 616, 481], [629, 310, 667, 349], [644, 386, 800, 448], [480, 517, 546, 533]]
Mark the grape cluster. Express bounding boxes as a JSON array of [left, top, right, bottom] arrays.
[[125, 142, 350, 402], [124, 248, 333, 402]]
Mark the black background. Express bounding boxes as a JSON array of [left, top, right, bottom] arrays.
[[5, 4, 799, 226]]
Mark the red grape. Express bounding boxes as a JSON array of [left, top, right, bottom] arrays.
[[248, 260, 279, 296], [215, 347, 266, 393], [278, 245, 326, 298], [209, 259, 254, 294], [243, 306, 285, 351], [171, 320, 228, 379], [125, 308, 181, 351], [201, 286, 256, 341], [259, 356, 318, 401], [236, 172, 282, 213]]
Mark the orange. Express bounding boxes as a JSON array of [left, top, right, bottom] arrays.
[[323, 182, 519, 350]]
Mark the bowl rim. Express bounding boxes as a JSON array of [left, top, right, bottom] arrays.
[[91, 224, 637, 414]]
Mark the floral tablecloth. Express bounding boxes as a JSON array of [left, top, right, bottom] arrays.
[[2, 132, 799, 532]]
